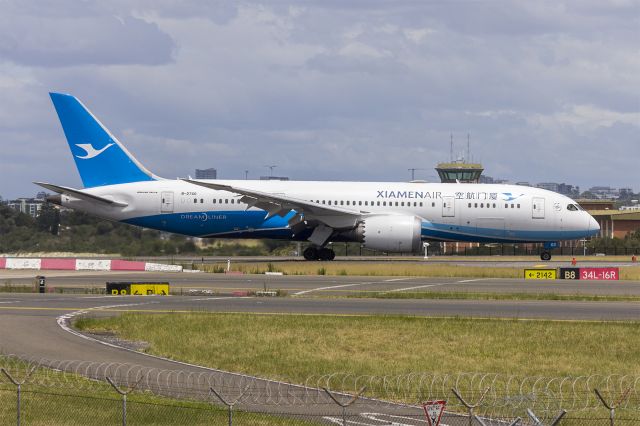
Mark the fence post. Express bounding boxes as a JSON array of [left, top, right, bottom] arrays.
[[526, 408, 566, 426], [322, 387, 366, 426], [209, 385, 250, 426], [106, 376, 142, 426], [452, 387, 489, 426], [594, 388, 631, 426], [1, 366, 36, 426]]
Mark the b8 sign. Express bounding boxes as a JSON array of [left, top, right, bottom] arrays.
[[559, 268, 580, 280]]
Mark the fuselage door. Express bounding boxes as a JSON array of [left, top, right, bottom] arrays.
[[442, 196, 455, 217], [532, 197, 545, 219], [161, 191, 174, 213]]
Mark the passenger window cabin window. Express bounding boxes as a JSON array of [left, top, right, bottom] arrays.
[[358, 201, 362, 206], [420, 202, 423, 207], [231, 199, 235, 204], [505, 204, 508, 208], [517, 204, 520, 208], [340, 201, 344, 206], [480, 203, 484, 208], [468, 203, 471, 208], [493, 203, 496, 208], [511, 204, 514, 208], [328, 200, 332, 205], [475, 203, 478, 208], [193, 198, 197, 203], [364, 201, 368, 206], [395, 201, 399, 206], [432, 202, 435, 207], [377, 201, 380, 206], [401, 202, 405, 206], [213, 199, 216, 204]]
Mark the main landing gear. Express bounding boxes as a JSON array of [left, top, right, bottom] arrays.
[[540, 251, 552, 261], [303, 246, 336, 261]]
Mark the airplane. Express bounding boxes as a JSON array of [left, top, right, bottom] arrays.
[[36, 93, 600, 261]]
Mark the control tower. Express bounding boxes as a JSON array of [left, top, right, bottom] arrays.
[[435, 161, 484, 183]]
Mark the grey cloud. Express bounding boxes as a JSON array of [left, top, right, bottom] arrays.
[[0, 13, 175, 67]]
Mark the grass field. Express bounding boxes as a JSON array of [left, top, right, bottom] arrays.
[[75, 312, 640, 381], [196, 261, 640, 280]]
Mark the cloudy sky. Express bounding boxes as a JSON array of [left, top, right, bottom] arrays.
[[0, 0, 638, 199]]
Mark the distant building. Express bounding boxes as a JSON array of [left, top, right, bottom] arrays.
[[588, 186, 619, 199], [515, 182, 532, 187], [259, 176, 289, 181], [195, 168, 217, 179], [536, 182, 579, 197], [7, 198, 43, 218]]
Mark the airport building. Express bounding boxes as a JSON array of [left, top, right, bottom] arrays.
[[260, 176, 289, 181], [576, 200, 640, 239], [195, 168, 217, 179]]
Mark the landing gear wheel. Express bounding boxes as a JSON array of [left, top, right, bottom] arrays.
[[303, 247, 319, 261], [540, 251, 552, 261], [318, 248, 335, 261]]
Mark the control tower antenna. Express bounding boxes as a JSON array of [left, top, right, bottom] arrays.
[[450, 133, 453, 162], [467, 133, 470, 163]]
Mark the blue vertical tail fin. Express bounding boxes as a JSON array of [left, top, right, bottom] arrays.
[[49, 92, 159, 188]]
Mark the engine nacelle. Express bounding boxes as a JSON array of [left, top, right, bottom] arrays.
[[359, 215, 423, 253]]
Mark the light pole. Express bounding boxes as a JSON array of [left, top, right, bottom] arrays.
[[580, 239, 587, 256], [423, 242, 430, 259], [264, 165, 277, 177], [408, 168, 424, 181], [244, 170, 249, 180]]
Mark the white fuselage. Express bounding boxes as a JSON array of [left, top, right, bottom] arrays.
[[58, 179, 599, 246]]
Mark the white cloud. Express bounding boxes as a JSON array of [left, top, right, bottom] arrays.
[[0, 0, 639, 198]]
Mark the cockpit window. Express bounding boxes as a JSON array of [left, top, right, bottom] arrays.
[[567, 204, 579, 211]]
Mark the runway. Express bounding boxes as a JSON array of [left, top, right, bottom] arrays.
[[3, 269, 640, 296], [1, 269, 638, 424], [0, 266, 638, 357]]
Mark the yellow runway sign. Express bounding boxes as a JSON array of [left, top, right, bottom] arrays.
[[524, 269, 557, 280]]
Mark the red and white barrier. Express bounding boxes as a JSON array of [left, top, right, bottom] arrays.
[[0, 258, 182, 272]]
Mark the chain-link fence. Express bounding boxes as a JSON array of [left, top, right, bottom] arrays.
[[1, 355, 638, 425]]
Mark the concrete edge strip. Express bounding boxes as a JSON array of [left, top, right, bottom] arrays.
[[0, 257, 182, 272]]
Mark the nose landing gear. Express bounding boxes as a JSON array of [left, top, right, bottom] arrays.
[[303, 246, 336, 261]]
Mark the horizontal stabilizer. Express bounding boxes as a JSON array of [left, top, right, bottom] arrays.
[[34, 182, 128, 207]]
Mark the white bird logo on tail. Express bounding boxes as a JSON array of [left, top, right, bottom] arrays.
[[75, 143, 115, 159]]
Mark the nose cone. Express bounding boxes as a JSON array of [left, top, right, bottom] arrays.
[[588, 214, 600, 236]]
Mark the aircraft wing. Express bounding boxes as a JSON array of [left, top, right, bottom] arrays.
[[34, 182, 128, 207], [183, 179, 361, 218], [183, 179, 362, 244]]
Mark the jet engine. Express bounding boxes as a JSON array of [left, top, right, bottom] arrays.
[[344, 215, 423, 253]]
